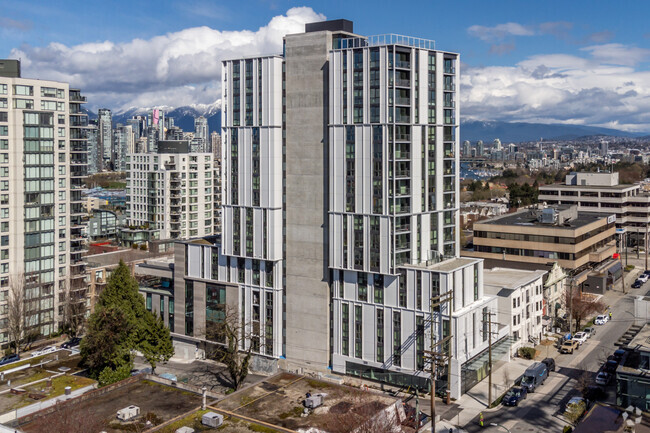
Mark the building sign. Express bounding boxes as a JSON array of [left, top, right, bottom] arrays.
[[608, 215, 616, 224]]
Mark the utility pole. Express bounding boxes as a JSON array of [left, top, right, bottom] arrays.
[[567, 278, 573, 335], [426, 291, 453, 433], [620, 252, 625, 294], [636, 224, 648, 269], [483, 310, 498, 407]]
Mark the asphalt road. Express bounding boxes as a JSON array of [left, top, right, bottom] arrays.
[[464, 281, 642, 433]]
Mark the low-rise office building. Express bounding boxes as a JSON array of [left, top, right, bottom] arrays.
[[483, 268, 547, 355], [539, 172, 650, 246], [466, 205, 616, 271]]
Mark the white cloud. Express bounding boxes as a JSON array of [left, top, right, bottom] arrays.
[[467, 22, 534, 42], [461, 43, 650, 132], [9, 7, 325, 112]]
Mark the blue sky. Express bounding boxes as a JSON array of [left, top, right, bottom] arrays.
[[2, 0, 649, 131]]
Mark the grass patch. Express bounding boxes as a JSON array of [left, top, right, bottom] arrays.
[[279, 406, 304, 419], [249, 424, 280, 433], [155, 409, 209, 433], [239, 395, 256, 406], [0, 355, 48, 372], [106, 181, 127, 189], [306, 379, 331, 389]]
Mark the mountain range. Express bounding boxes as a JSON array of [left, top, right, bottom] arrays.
[[87, 104, 648, 143]]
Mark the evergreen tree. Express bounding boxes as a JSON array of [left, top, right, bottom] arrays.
[[80, 260, 174, 383], [141, 312, 175, 373]]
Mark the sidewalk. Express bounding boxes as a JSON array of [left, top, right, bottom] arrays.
[[449, 357, 532, 428]]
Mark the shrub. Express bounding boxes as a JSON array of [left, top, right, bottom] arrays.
[[518, 347, 536, 359], [98, 362, 132, 387]]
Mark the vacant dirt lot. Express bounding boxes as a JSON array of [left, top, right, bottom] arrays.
[[18, 379, 202, 433], [215, 372, 397, 432]]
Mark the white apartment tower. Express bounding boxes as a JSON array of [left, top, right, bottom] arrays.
[[0, 59, 89, 338], [177, 21, 502, 398], [126, 149, 220, 241]]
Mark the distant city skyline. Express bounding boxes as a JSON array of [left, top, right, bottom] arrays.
[[2, 1, 649, 131]]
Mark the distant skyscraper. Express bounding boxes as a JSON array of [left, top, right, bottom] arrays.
[[113, 125, 134, 172], [600, 140, 608, 156], [210, 131, 220, 156], [87, 121, 100, 174], [462, 140, 471, 157], [97, 108, 113, 170], [493, 138, 502, 151], [127, 116, 146, 139], [194, 116, 209, 151], [477, 140, 484, 156]]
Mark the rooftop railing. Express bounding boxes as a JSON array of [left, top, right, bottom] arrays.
[[338, 34, 436, 50]]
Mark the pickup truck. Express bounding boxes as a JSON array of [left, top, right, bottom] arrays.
[[561, 340, 580, 354]]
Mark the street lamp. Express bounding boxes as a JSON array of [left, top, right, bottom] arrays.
[[491, 423, 511, 433]]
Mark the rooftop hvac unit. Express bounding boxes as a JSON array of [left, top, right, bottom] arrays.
[[305, 393, 325, 409], [116, 405, 140, 421], [201, 412, 223, 428], [175, 427, 195, 433]]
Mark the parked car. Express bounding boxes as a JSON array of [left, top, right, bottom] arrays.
[[0, 354, 19, 366], [595, 372, 611, 386], [583, 327, 596, 338], [541, 357, 556, 372], [573, 332, 588, 345], [61, 337, 81, 349], [613, 349, 626, 363], [595, 315, 609, 325], [639, 274, 649, 283], [561, 340, 580, 354], [564, 396, 588, 420], [644, 270, 650, 276], [502, 386, 528, 406], [603, 360, 619, 374], [633, 280, 643, 289], [130, 367, 153, 376], [520, 362, 548, 392], [584, 385, 606, 402], [31, 346, 57, 357]]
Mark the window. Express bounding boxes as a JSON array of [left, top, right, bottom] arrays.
[[185, 281, 194, 336], [376, 309, 384, 363], [13, 85, 33, 96], [0, 126, 6, 136], [342, 303, 349, 356], [354, 305, 362, 358], [393, 311, 401, 366]]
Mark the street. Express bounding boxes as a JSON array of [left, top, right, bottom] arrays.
[[464, 269, 643, 433]]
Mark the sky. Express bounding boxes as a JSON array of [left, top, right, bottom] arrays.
[[2, 0, 650, 132]]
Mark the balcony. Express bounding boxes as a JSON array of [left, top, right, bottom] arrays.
[[395, 60, 411, 69], [444, 84, 455, 91], [69, 116, 88, 127], [394, 78, 411, 88], [71, 245, 89, 253], [69, 92, 87, 102]]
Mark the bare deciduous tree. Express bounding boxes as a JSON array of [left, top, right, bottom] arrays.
[[565, 287, 605, 331], [202, 304, 254, 391], [7, 273, 25, 355], [60, 282, 88, 338]]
